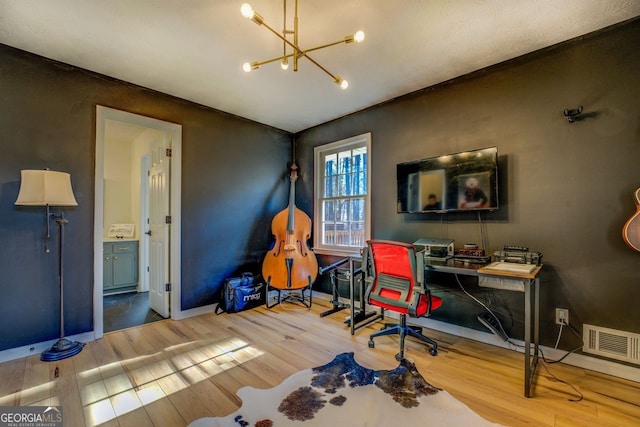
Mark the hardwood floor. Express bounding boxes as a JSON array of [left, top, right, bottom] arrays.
[[1, 298, 639, 426]]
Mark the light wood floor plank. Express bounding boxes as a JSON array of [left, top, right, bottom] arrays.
[[143, 396, 188, 427], [19, 355, 51, 406], [53, 371, 86, 427], [112, 406, 154, 427], [165, 387, 214, 423], [0, 357, 25, 406]]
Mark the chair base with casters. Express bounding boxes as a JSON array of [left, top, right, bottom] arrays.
[[368, 311, 438, 361], [363, 239, 442, 361]]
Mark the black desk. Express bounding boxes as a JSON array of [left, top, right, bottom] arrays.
[[347, 254, 543, 398], [425, 259, 543, 398]]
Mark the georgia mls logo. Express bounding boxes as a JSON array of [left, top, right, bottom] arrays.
[[43, 406, 62, 418], [0, 406, 63, 427]]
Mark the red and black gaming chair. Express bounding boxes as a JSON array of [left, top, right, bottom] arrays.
[[363, 239, 442, 360]]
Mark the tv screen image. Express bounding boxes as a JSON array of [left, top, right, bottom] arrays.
[[397, 147, 498, 213]]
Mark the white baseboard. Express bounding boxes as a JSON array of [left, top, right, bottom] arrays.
[[173, 303, 216, 320]]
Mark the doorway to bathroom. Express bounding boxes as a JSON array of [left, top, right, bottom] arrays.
[[94, 106, 182, 338]]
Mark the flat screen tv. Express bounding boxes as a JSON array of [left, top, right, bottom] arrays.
[[397, 146, 498, 213]]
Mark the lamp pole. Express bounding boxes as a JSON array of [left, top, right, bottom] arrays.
[[40, 213, 83, 362]]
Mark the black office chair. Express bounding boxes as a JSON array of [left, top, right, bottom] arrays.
[[363, 239, 442, 360]]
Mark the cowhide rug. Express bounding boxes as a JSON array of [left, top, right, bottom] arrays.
[[189, 352, 503, 427]]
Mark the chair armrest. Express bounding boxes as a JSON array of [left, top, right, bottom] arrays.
[[408, 287, 433, 318], [364, 276, 374, 302], [416, 250, 425, 286], [410, 251, 431, 318], [408, 290, 420, 317]]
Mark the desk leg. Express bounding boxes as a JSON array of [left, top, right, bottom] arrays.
[[524, 279, 532, 397], [350, 257, 356, 335], [530, 277, 540, 396], [523, 277, 541, 398]]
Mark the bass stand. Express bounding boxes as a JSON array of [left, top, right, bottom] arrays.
[[318, 257, 350, 317], [345, 254, 381, 335], [265, 276, 313, 309]]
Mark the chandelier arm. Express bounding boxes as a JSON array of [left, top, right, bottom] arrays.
[[303, 39, 351, 54], [259, 18, 300, 62], [250, 37, 353, 67], [251, 53, 339, 84], [301, 53, 341, 82], [253, 52, 297, 68], [256, 19, 340, 81], [293, 0, 299, 71], [282, 0, 287, 62]]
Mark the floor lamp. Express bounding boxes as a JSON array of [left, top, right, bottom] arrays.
[[15, 169, 84, 361]]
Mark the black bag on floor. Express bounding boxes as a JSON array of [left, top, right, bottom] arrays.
[[215, 272, 266, 314]]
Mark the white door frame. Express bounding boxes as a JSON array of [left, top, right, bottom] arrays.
[[94, 105, 182, 339]]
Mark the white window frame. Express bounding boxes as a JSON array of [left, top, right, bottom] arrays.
[[313, 132, 371, 255]]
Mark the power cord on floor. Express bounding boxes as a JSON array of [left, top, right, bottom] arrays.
[[548, 320, 584, 364], [455, 274, 584, 402], [455, 274, 510, 341], [538, 349, 584, 402], [536, 318, 585, 401], [509, 325, 585, 402]]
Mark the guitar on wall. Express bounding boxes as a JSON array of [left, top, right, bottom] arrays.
[[622, 188, 640, 252]]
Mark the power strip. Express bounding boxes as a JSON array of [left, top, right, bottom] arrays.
[[477, 313, 508, 341]]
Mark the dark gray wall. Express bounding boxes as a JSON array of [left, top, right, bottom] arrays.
[[296, 20, 640, 350], [2, 19, 639, 356], [0, 44, 291, 351]]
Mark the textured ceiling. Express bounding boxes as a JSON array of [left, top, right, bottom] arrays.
[[1, 0, 639, 133]]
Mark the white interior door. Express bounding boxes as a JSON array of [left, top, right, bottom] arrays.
[[139, 154, 150, 293], [148, 136, 171, 318]]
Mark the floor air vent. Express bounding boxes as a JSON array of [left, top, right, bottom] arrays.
[[583, 324, 640, 365]]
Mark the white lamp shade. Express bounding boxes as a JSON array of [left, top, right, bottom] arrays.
[[15, 170, 78, 207]]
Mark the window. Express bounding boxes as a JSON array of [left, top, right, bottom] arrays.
[[314, 133, 371, 255]]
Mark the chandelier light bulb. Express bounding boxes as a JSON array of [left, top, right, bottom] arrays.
[[281, 58, 289, 70], [243, 61, 261, 72], [354, 31, 365, 43], [334, 76, 349, 90], [240, 3, 254, 19]]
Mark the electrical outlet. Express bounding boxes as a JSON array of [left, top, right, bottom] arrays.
[[555, 308, 569, 325]]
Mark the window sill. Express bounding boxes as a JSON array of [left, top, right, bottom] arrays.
[[313, 247, 363, 257]]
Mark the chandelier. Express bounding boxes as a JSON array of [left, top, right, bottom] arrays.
[[240, 0, 365, 89]]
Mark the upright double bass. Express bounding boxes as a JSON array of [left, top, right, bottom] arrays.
[[262, 164, 318, 292]]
